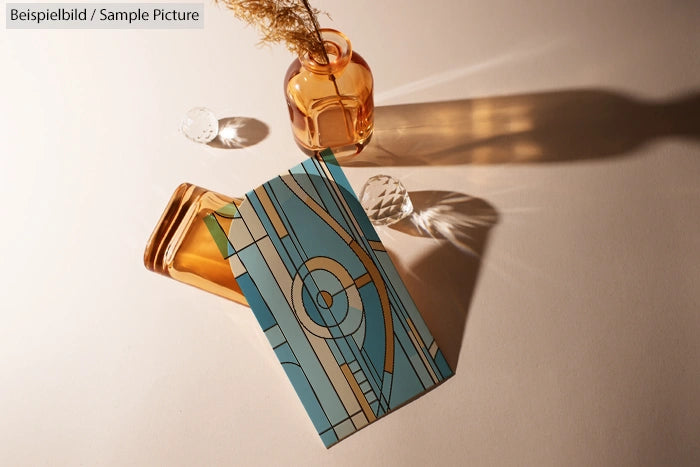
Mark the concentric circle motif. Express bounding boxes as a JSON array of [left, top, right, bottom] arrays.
[[291, 257, 364, 339]]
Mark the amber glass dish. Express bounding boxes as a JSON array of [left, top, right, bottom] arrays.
[[144, 183, 248, 306]]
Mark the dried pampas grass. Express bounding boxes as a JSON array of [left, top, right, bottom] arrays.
[[216, 0, 330, 63]]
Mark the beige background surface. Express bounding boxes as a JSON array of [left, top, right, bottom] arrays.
[[2, 0, 699, 465]]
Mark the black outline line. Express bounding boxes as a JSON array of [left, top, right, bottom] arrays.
[[287, 169, 327, 217], [281, 170, 393, 387], [307, 160, 360, 242], [238, 250, 337, 430], [265, 182, 382, 420], [230, 195, 257, 247], [310, 157, 360, 236]]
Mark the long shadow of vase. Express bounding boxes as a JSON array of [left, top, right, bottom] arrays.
[[338, 88, 700, 167], [388, 191, 499, 370]]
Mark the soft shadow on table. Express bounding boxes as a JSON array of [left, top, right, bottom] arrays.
[[208, 117, 269, 149], [337, 88, 700, 167], [387, 191, 499, 370]]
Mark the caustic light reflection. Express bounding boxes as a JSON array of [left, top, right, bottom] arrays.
[[217, 118, 247, 148], [391, 191, 498, 256], [412, 198, 495, 255]]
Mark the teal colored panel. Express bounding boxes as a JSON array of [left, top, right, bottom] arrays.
[[317, 149, 349, 193], [375, 250, 435, 346], [381, 370, 393, 404], [434, 349, 454, 379], [329, 293, 349, 326], [265, 325, 285, 349], [354, 370, 367, 385], [246, 192, 292, 269], [408, 349, 433, 390], [299, 157, 346, 227], [329, 325, 344, 340], [263, 180, 299, 242], [301, 272, 321, 302], [326, 338, 345, 365], [358, 347, 383, 398], [235, 273, 275, 330], [388, 344, 424, 409], [269, 182, 366, 279], [265, 178, 294, 207], [308, 174, 352, 236], [281, 236, 303, 273], [296, 262, 309, 279], [335, 336, 356, 365], [357, 283, 385, 378], [281, 362, 332, 435], [289, 165, 324, 207], [421, 346, 443, 382], [320, 429, 338, 447], [246, 192, 297, 277], [238, 246, 349, 426], [317, 149, 379, 242], [309, 269, 343, 295], [393, 318, 432, 389], [302, 285, 325, 327], [274, 343, 297, 366], [359, 381, 371, 393]]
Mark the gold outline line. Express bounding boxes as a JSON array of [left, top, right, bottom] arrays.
[[354, 273, 372, 289], [369, 241, 386, 252]]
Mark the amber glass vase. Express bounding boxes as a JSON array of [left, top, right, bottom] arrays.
[[284, 29, 374, 156], [144, 183, 248, 306]]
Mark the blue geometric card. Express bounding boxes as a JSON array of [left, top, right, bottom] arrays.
[[205, 149, 452, 447]]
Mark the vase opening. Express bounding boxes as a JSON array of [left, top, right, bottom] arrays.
[[301, 29, 352, 75]]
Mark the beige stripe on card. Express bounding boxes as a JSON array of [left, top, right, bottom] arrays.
[[238, 198, 267, 241], [316, 159, 364, 238], [254, 186, 288, 238], [228, 217, 254, 250], [429, 340, 438, 358], [304, 334, 362, 417], [257, 236, 293, 305], [351, 412, 369, 430]]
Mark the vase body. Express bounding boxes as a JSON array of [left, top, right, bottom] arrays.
[[284, 29, 374, 156], [144, 183, 248, 306]]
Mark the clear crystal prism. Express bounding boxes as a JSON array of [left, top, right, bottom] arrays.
[[359, 175, 413, 226], [180, 107, 218, 144]]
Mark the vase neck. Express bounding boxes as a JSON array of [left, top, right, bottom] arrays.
[[301, 29, 352, 75]]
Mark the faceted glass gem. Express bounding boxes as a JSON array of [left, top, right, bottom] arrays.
[[180, 107, 218, 143], [359, 175, 413, 226]]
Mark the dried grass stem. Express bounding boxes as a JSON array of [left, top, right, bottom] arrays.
[[216, 0, 329, 63]]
